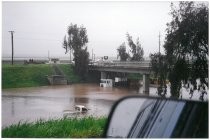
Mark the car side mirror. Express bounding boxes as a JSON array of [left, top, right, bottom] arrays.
[[105, 96, 208, 138]]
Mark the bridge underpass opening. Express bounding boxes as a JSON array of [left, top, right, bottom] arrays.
[[101, 71, 107, 79], [89, 61, 151, 95], [100, 71, 150, 95]]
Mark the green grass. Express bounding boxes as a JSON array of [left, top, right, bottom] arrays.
[[2, 64, 54, 89], [2, 64, 82, 89], [2, 117, 107, 138], [58, 64, 81, 83]]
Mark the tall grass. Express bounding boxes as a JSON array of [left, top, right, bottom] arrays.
[[2, 117, 107, 138]]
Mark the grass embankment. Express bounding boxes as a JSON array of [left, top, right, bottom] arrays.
[[2, 117, 107, 138], [58, 64, 81, 83], [2, 64, 81, 89], [2, 64, 53, 89]]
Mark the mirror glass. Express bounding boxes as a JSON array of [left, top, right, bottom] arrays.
[[106, 96, 208, 138]]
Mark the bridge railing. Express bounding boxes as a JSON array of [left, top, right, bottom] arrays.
[[89, 60, 151, 68]]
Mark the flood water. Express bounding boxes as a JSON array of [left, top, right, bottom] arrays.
[[2, 83, 138, 127], [2, 83, 208, 128]]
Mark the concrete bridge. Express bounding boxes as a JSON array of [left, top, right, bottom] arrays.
[[89, 60, 152, 94]]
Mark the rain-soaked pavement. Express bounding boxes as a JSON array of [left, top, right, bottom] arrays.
[[2, 83, 208, 128]]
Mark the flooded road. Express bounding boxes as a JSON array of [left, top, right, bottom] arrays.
[[2, 84, 138, 127], [2, 83, 208, 128]]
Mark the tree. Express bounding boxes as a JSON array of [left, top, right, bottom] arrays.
[[150, 53, 168, 97], [74, 48, 89, 78], [117, 42, 130, 61], [63, 35, 72, 61], [63, 23, 89, 80], [151, 2, 208, 99], [127, 33, 144, 61]]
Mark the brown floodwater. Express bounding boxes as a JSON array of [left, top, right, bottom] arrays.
[[2, 83, 138, 127], [2, 83, 208, 128]]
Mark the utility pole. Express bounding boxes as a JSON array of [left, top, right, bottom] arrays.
[[158, 32, 161, 54], [158, 32, 161, 87], [48, 50, 50, 60], [92, 48, 93, 61], [9, 31, 14, 65]]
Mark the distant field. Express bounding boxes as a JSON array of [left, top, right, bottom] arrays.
[[2, 64, 81, 89], [2, 117, 107, 138]]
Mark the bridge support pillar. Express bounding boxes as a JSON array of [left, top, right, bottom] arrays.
[[101, 71, 107, 79], [143, 74, 149, 95]]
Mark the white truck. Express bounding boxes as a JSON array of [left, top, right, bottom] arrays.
[[63, 105, 88, 117], [100, 79, 113, 87]]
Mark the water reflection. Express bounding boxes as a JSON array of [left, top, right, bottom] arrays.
[[2, 84, 137, 128], [11, 97, 15, 116], [24, 96, 28, 106], [74, 97, 89, 104]]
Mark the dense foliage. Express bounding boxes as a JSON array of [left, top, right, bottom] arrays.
[[150, 2, 208, 98], [117, 33, 144, 61], [127, 33, 144, 61], [150, 53, 168, 97], [117, 43, 130, 61], [63, 23, 90, 80]]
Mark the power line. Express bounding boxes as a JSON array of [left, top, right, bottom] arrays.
[[3, 30, 63, 42], [3, 30, 63, 36], [3, 37, 62, 42], [15, 37, 62, 42]]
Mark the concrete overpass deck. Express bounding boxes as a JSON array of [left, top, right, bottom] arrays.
[[89, 61, 151, 74], [88, 60, 152, 94]]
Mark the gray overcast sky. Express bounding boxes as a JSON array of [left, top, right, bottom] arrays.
[[2, 1, 174, 59]]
